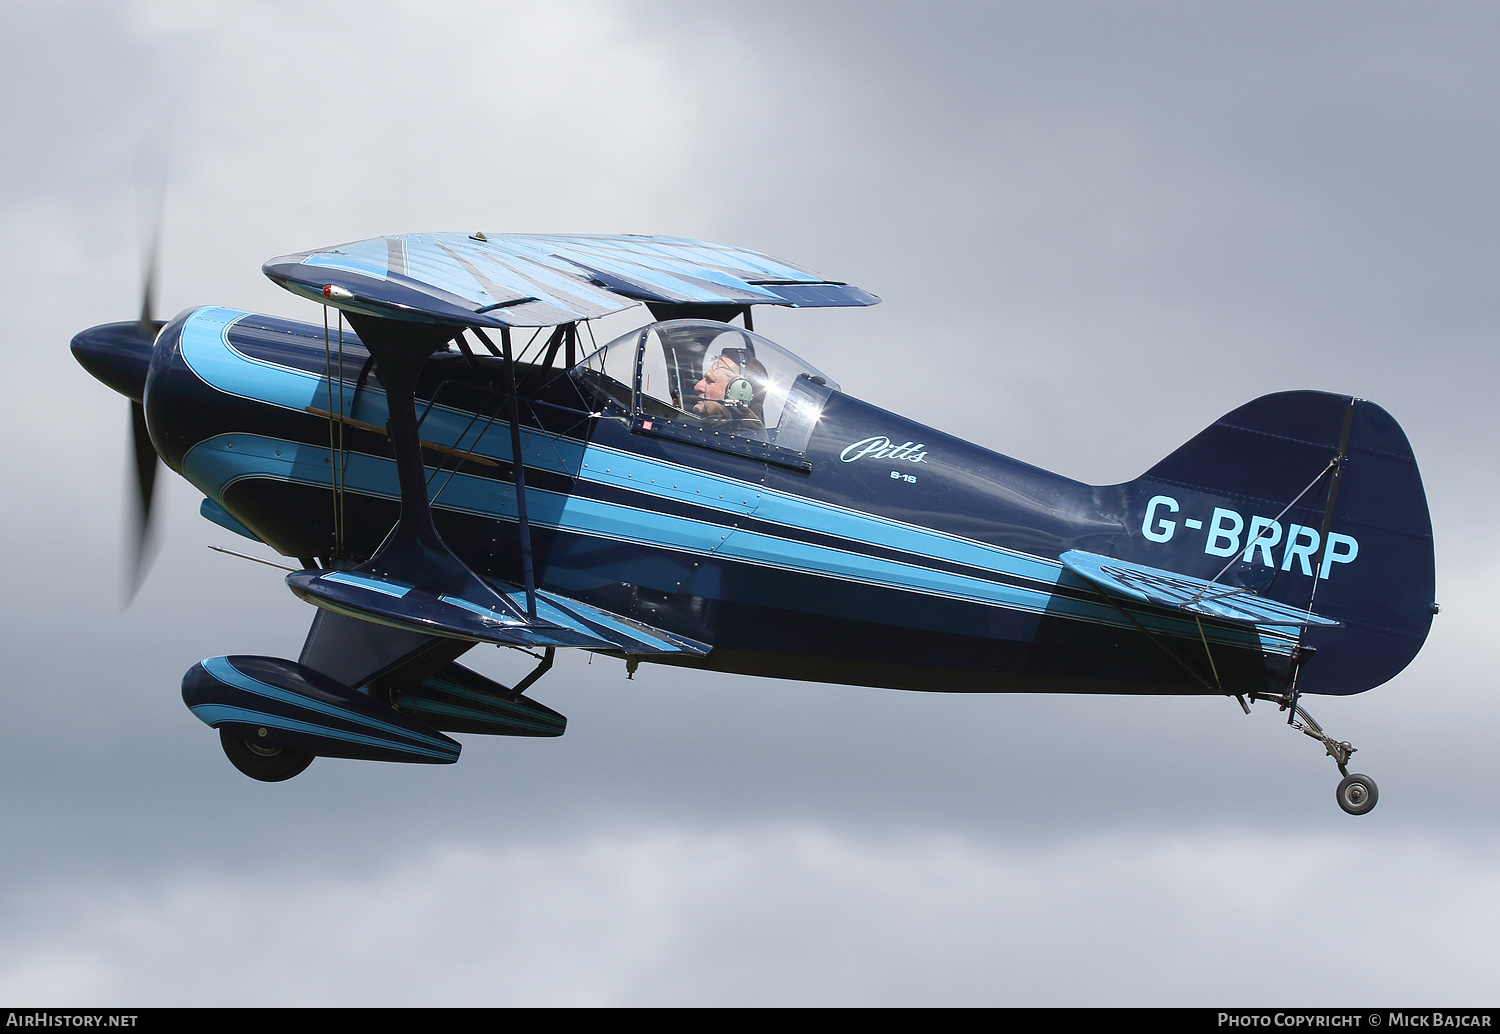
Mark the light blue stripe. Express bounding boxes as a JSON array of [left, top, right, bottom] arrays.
[[482, 428, 1064, 587], [399, 235, 490, 301], [467, 248, 612, 314], [179, 308, 327, 413], [322, 571, 415, 598], [275, 233, 866, 325], [170, 322, 1275, 651], [494, 591, 582, 630], [202, 656, 452, 751], [178, 307, 398, 431], [303, 237, 390, 281], [180, 434, 1280, 653], [200, 496, 260, 541], [559, 250, 753, 303], [183, 432, 1032, 610], [177, 307, 507, 461], [518, 590, 674, 652], [188, 703, 455, 760], [438, 593, 519, 622], [183, 434, 400, 503], [393, 696, 556, 731], [586, 243, 787, 297]]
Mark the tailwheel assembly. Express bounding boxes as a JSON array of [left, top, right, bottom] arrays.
[[1248, 689, 1378, 815]]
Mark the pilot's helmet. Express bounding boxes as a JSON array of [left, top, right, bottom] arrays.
[[707, 344, 768, 413]]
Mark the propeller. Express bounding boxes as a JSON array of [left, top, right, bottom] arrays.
[[124, 104, 173, 600], [126, 368, 161, 601]]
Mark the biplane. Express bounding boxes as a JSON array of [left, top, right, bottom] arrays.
[[71, 232, 1436, 813]]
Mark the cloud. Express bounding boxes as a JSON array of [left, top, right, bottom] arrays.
[[4, 0, 1499, 1007], [2, 823, 1495, 1005]]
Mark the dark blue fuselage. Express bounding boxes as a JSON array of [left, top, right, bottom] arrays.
[[135, 306, 1433, 697]]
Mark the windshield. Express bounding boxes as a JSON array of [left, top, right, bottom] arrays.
[[576, 320, 838, 453]]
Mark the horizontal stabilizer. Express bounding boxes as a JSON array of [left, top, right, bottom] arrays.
[[285, 568, 710, 657], [1060, 550, 1340, 628]]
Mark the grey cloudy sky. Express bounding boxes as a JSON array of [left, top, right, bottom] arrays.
[[2, 0, 1498, 1005]]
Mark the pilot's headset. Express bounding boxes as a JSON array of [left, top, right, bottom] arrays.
[[713, 346, 756, 408]]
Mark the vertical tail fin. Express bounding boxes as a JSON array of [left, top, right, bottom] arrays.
[[1124, 391, 1434, 695]]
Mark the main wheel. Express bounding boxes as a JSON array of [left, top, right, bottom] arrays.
[[1336, 773, 1378, 815], [219, 727, 315, 782]]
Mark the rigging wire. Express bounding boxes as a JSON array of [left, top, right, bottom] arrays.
[[321, 306, 352, 558], [1191, 457, 1338, 602], [322, 305, 342, 558], [513, 326, 546, 364], [337, 309, 348, 554]]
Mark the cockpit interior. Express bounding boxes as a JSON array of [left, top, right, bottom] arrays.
[[574, 320, 839, 465]]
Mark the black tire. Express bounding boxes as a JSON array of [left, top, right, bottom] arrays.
[[1336, 773, 1378, 815], [219, 728, 315, 782]]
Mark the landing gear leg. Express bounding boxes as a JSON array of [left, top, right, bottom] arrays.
[[1247, 690, 1378, 815]]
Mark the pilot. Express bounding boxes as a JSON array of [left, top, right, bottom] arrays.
[[694, 348, 768, 434]]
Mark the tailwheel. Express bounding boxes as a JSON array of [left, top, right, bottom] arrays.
[[219, 727, 315, 782], [1336, 773, 1378, 816], [1247, 689, 1379, 815]]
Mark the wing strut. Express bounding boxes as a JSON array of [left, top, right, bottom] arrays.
[[281, 302, 709, 658], [535, 323, 578, 371], [1079, 579, 1224, 696], [285, 313, 539, 643], [473, 326, 536, 619]]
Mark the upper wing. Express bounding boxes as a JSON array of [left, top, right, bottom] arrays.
[[1059, 549, 1341, 628], [263, 232, 879, 328]]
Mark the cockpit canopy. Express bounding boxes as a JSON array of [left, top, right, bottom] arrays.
[[574, 320, 839, 464]]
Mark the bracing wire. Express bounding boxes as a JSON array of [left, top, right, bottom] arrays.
[[1191, 457, 1338, 603], [322, 306, 340, 557], [337, 310, 348, 554]]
